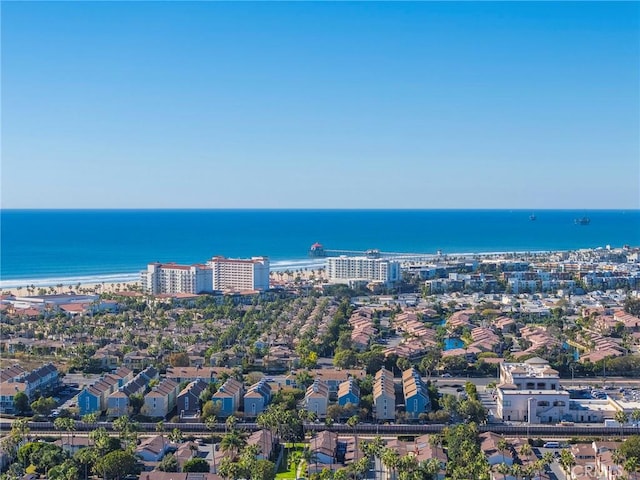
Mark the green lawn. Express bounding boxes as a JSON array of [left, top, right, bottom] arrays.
[[275, 445, 307, 479]]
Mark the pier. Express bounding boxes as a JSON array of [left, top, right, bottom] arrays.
[[309, 243, 456, 263]]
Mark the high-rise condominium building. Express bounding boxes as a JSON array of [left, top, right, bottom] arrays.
[[142, 256, 270, 294], [208, 256, 270, 291], [142, 263, 213, 295], [326, 256, 400, 287]]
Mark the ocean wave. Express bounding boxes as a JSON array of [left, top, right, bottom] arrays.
[[0, 272, 142, 290], [269, 259, 326, 271]]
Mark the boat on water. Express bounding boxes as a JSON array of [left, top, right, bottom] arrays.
[[575, 216, 591, 225], [529, 213, 536, 221]]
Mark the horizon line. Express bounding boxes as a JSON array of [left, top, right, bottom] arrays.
[[2, 207, 639, 212]]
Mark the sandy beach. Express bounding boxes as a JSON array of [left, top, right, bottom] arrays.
[[1, 267, 326, 296]]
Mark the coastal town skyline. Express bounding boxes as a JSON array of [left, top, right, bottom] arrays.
[[2, 1, 639, 209]]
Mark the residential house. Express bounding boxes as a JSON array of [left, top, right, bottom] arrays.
[[77, 367, 133, 416], [373, 368, 395, 421], [402, 367, 431, 420], [173, 441, 202, 471], [480, 432, 514, 466], [142, 379, 179, 419], [243, 379, 272, 419], [305, 379, 330, 419], [107, 366, 155, 417], [337, 378, 360, 408], [310, 430, 338, 464], [177, 378, 209, 419], [211, 377, 244, 417], [247, 429, 275, 460], [310, 369, 366, 394], [123, 351, 153, 372], [166, 366, 229, 385], [136, 435, 171, 462]]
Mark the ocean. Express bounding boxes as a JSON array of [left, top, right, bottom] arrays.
[[1, 209, 638, 289]]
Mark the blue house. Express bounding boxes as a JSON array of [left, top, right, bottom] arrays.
[[77, 367, 133, 416], [243, 379, 272, 418], [212, 378, 243, 417], [337, 378, 360, 408], [78, 385, 103, 416], [402, 368, 431, 420]]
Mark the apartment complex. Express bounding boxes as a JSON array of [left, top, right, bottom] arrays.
[[495, 357, 570, 424], [142, 256, 270, 294], [208, 256, 270, 291], [326, 256, 400, 287]]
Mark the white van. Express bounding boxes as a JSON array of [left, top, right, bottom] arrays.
[[543, 441, 560, 448]]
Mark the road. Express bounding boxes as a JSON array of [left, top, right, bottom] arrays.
[[433, 376, 640, 389], [3, 420, 639, 437]]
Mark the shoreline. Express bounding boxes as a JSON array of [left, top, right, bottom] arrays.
[[0, 244, 636, 291]]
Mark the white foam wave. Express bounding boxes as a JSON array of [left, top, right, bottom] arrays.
[[269, 259, 326, 271]]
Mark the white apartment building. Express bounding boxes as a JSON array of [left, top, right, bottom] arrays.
[[326, 256, 400, 287], [208, 256, 270, 291], [496, 357, 570, 424], [142, 263, 213, 295]]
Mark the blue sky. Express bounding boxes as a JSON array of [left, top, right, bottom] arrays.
[[2, 1, 639, 209]]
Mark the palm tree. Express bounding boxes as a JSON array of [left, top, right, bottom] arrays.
[[624, 457, 639, 480], [541, 451, 555, 468], [225, 414, 238, 434], [205, 416, 218, 472], [362, 436, 384, 478], [495, 462, 510, 480], [559, 449, 576, 479], [616, 410, 629, 436], [347, 415, 360, 458], [518, 442, 533, 462], [613, 449, 626, 468], [632, 409, 640, 432], [420, 458, 441, 480], [522, 463, 536, 480], [168, 427, 183, 444], [54, 417, 75, 448], [510, 463, 522, 480], [497, 438, 510, 465], [381, 447, 400, 480], [220, 429, 246, 460]]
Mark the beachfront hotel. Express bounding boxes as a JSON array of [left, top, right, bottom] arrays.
[[207, 256, 270, 291], [141, 256, 269, 294], [142, 263, 213, 295], [326, 256, 400, 287]]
